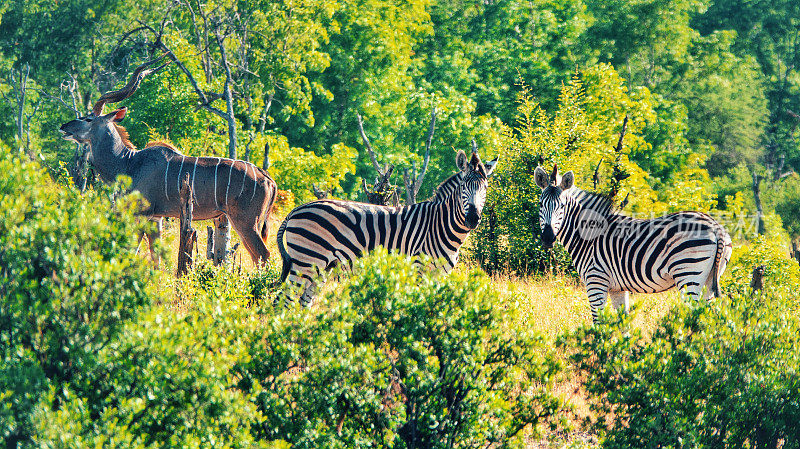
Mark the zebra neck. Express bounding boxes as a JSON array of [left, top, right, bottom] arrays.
[[557, 191, 610, 258], [427, 184, 470, 264], [89, 127, 135, 183]]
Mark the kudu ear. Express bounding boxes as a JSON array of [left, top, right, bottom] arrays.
[[110, 107, 127, 122], [484, 157, 499, 177], [534, 166, 549, 190], [456, 150, 468, 172]]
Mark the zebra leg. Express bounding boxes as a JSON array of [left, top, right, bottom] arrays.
[[586, 286, 610, 324], [677, 280, 704, 301], [299, 279, 319, 307], [584, 269, 611, 324], [275, 269, 319, 308], [608, 290, 630, 314]]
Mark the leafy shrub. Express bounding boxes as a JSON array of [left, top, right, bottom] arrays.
[[0, 147, 155, 447], [721, 235, 800, 297], [562, 292, 800, 448], [174, 257, 282, 305], [30, 299, 276, 449], [237, 250, 565, 448]]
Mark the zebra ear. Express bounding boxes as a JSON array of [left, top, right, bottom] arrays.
[[560, 171, 575, 190], [534, 166, 549, 190], [456, 150, 468, 172], [483, 158, 498, 177]]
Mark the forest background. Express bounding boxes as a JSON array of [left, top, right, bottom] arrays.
[[1, 0, 800, 252]]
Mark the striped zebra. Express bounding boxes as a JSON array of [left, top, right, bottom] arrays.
[[275, 150, 498, 306], [535, 165, 732, 322]]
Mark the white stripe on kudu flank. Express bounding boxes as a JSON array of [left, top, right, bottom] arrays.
[[239, 162, 249, 198], [214, 158, 222, 209], [224, 162, 234, 208], [251, 164, 258, 202], [191, 161, 198, 205], [176, 156, 186, 195], [164, 157, 171, 201]]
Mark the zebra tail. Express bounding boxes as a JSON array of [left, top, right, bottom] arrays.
[[273, 217, 291, 287], [710, 228, 726, 297]]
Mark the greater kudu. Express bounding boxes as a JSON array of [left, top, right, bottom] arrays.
[[59, 56, 276, 264]]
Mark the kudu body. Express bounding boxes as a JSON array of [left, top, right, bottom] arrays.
[[59, 56, 276, 264]]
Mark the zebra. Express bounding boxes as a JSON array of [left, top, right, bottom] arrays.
[[275, 150, 498, 306], [535, 165, 732, 322]]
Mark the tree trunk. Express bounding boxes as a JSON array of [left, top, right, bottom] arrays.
[[263, 140, 270, 171], [212, 215, 231, 265], [177, 174, 197, 277], [215, 28, 238, 160], [486, 205, 498, 275], [69, 144, 90, 192], [752, 171, 765, 235]]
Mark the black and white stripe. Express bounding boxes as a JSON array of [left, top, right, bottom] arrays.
[[535, 165, 733, 322], [276, 150, 497, 306]]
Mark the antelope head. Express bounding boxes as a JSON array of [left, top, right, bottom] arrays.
[[59, 54, 169, 147]]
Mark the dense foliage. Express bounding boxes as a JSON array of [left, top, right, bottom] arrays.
[[0, 146, 156, 446], [239, 251, 564, 448], [563, 290, 800, 448], [0, 0, 798, 238]]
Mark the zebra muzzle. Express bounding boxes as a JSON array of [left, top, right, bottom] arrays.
[[541, 224, 556, 248]]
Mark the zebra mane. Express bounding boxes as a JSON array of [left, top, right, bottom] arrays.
[[430, 172, 463, 203], [570, 188, 620, 218]]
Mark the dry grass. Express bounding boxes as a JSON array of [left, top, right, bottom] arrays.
[[489, 274, 681, 448]]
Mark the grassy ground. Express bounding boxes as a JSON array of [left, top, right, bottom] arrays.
[[150, 217, 682, 448]]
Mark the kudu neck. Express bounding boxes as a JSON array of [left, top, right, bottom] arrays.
[[89, 125, 135, 182]]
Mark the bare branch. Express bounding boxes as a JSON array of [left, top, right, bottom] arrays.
[[357, 113, 383, 175], [592, 159, 602, 190], [619, 192, 630, 209], [311, 183, 329, 199], [414, 106, 436, 192], [614, 115, 628, 155]]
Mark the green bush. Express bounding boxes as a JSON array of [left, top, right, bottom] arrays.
[[562, 292, 800, 448], [721, 235, 800, 297], [237, 250, 565, 448], [30, 299, 275, 449], [0, 147, 156, 447], [174, 257, 282, 306]]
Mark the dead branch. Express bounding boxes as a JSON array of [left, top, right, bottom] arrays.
[[312, 183, 329, 199], [263, 140, 270, 170], [619, 192, 630, 209], [614, 115, 628, 155], [403, 107, 437, 204], [592, 159, 602, 190], [608, 116, 630, 199], [357, 113, 384, 174], [416, 106, 436, 192], [177, 173, 197, 277], [362, 165, 396, 205]]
